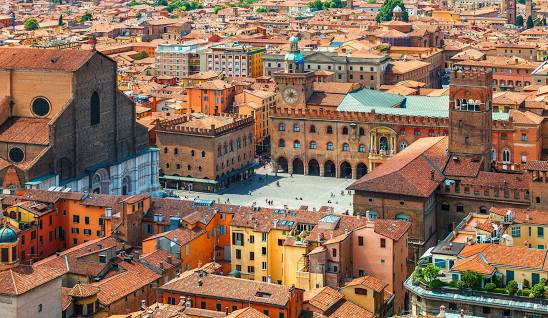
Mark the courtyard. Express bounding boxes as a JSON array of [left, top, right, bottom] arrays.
[[173, 166, 356, 212]]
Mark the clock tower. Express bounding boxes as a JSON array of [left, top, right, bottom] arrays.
[[273, 36, 315, 109]]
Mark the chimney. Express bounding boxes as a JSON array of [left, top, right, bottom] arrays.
[[439, 305, 446, 318]]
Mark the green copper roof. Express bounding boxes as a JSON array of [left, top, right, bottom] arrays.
[[337, 89, 509, 121]]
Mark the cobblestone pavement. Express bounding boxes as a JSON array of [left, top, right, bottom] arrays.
[[173, 166, 356, 213]]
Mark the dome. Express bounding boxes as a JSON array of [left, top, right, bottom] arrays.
[[289, 35, 299, 44], [393, 5, 402, 13], [0, 226, 17, 244]]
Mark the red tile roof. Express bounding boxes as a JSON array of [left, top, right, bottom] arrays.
[[345, 275, 388, 293], [348, 137, 448, 197], [0, 117, 50, 146], [0, 264, 65, 296], [0, 48, 95, 72]]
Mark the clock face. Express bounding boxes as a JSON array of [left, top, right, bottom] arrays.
[[282, 87, 299, 104]]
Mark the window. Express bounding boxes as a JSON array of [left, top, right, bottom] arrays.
[[342, 143, 349, 152], [262, 247, 267, 255], [262, 261, 267, 270], [342, 126, 349, 135], [278, 239, 284, 246], [232, 233, 244, 246], [90, 92, 100, 125], [261, 233, 267, 242], [482, 307, 491, 314], [326, 142, 334, 151], [8, 147, 24, 163], [309, 141, 317, 149], [32, 97, 51, 117], [358, 144, 365, 153], [358, 236, 364, 246], [332, 248, 337, 257], [502, 148, 511, 163], [380, 238, 386, 248], [85, 216, 90, 225], [73, 215, 80, 223], [278, 123, 285, 131], [293, 140, 301, 148], [456, 204, 464, 213], [38, 304, 43, 312], [248, 266, 255, 273], [538, 227, 544, 238], [326, 126, 333, 134], [414, 129, 421, 136], [216, 304, 222, 311], [278, 139, 285, 148], [236, 249, 242, 259], [201, 302, 206, 309], [309, 125, 316, 133], [511, 226, 521, 237], [522, 133, 528, 141], [399, 142, 407, 151], [355, 288, 367, 295], [293, 124, 300, 132], [250, 252, 255, 260], [395, 213, 410, 221], [359, 127, 365, 136]]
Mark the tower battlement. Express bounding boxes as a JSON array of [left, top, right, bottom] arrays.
[[450, 69, 493, 88]]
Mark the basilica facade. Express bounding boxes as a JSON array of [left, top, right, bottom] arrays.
[[0, 48, 159, 195]]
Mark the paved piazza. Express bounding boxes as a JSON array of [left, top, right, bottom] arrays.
[[173, 166, 355, 213]]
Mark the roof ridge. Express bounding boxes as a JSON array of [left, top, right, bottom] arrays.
[[10, 269, 18, 295]]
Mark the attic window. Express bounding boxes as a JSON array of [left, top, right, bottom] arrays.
[[31, 97, 50, 117], [255, 291, 272, 298], [8, 147, 24, 163]]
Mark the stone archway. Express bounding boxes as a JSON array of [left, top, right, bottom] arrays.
[[340, 161, 352, 178], [91, 168, 110, 194], [324, 160, 336, 177], [292, 158, 304, 175], [277, 157, 288, 173], [356, 162, 368, 179], [308, 159, 320, 176]]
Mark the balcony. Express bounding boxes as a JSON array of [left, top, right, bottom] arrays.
[[368, 148, 396, 161]]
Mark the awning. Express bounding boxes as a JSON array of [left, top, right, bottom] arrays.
[[160, 175, 218, 185]]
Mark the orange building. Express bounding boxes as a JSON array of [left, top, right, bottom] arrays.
[[187, 80, 236, 115], [161, 269, 303, 318]]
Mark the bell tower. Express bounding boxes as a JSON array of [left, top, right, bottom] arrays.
[[507, 0, 516, 25], [448, 68, 493, 171], [273, 36, 315, 110]]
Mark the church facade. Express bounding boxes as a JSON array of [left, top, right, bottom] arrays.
[[0, 48, 159, 195]]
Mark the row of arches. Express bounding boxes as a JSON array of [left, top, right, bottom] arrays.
[[276, 157, 368, 179]]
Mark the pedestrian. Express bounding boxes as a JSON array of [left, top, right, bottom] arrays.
[[227, 198, 230, 203]]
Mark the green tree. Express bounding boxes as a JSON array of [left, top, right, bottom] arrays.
[[214, 5, 226, 13], [376, 0, 408, 22], [527, 15, 534, 29], [58, 15, 64, 26], [80, 12, 93, 22], [507, 280, 519, 296], [24, 18, 40, 31], [368, 0, 376, 3], [155, 0, 169, 5], [422, 264, 440, 284], [461, 271, 482, 289], [308, 0, 323, 10], [256, 7, 267, 12], [134, 51, 149, 60], [515, 15, 524, 26], [531, 282, 546, 298], [484, 282, 496, 292]]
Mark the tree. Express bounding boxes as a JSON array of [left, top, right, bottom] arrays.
[[368, 0, 376, 3], [484, 282, 496, 292], [155, 0, 169, 5], [516, 15, 524, 26], [507, 280, 519, 296], [214, 5, 226, 13], [461, 271, 482, 289], [80, 12, 93, 22], [527, 15, 534, 29], [308, 0, 323, 10], [256, 7, 267, 12], [422, 264, 440, 284], [24, 18, 39, 31], [134, 51, 149, 60], [58, 15, 64, 26], [531, 282, 546, 298], [376, 0, 408, 22]]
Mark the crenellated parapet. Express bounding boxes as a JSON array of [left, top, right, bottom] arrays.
[[157, 113, 254, 137]]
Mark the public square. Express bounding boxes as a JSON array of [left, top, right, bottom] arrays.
[[174, 166, 355, 212]]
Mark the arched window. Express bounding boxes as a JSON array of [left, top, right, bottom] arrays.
[[309, 125, 316, 133], [229, 141, 234, 152], [395, 213, 410, 221], [309, 141, 317, 149], [191, 150, 195, 157], [502, 148, 511, 163], [342, 126, 349, 135], [279, 139, 285, 148], [121, 176, 131, 195], [174, 148, 178, 155], [359, 127, 365, 136], [201, 151, 206, 158], [293, 140, 301, 148], [326, 142, 334, 151], [293, 124, 300, 132], [358, 144, 365, 153], [326, 126, 333, 134], [164, 147, 168, 154], [91, 92, 100, 125], [236, 138, 241, 149], [279, 123, 285, 131], [342, 143, 349, 151], [248, 134, 252, 145], [217, 146, 221, 157]]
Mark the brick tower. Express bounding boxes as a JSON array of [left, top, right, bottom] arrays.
[[507, 0, 516, 25], [448, 69, 493, 171], [526, 0, 533, 21], [272, 36, 315, 110]]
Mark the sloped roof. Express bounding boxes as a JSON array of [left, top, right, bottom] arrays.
[[348, 137, 448, 197], [0, 48, 95, 72]]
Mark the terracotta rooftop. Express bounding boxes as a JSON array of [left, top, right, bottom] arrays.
[[0, 264, 65, 296], [0, 48, 95, 72], [345, 275, 388, 293], [0, 117, 50, 146], [161, 271, 296, 307]]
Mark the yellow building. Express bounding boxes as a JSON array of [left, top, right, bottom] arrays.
[[490, 207, 548, 250]]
